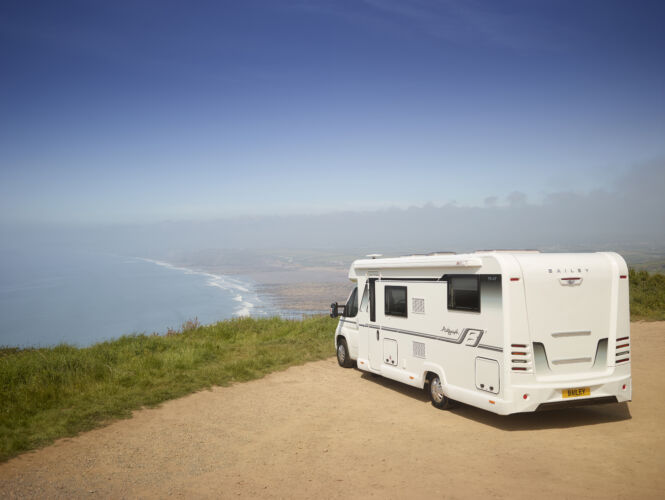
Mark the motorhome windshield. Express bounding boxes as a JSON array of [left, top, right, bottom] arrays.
[[345, 287, 358, 317]]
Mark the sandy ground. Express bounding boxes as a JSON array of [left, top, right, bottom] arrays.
[[1, 322, 664, 499], [256, 281, 353, 312], [247, 266, 352, 313]]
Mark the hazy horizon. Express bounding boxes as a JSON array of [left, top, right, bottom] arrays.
[[2, 158, 663, 259]]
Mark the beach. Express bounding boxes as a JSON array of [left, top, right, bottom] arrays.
[[165, 248, 357, 315]]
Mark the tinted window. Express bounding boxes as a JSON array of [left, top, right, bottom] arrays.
[[369, 279, 376, 322], [385, 286, 407, 317], [448, 276, 480, 312], [345, 287, 358, 318], [360, 284, 370, 313]]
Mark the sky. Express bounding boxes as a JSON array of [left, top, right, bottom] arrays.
[[1, 0, 664, 227]]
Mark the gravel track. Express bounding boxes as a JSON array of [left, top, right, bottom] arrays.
[[1, 322, 664, 499]]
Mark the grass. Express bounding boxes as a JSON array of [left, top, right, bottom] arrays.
[[0, 315, 337, 462], [1, 270, 664, 462], [629, 268, 665, 321]]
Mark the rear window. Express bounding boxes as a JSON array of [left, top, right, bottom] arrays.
[[385, 286, 407, 317], [447, 276, 480, 312]]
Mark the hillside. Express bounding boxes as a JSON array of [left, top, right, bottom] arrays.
[[0, 316, 336, 461], [2, 322, 665, 498], [1, 270, 664, 461]]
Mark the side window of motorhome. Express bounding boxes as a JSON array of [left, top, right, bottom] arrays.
[[447, 276, 480, 312], [359, 284, 370, 313], [345, 287, 359, 317], [385, 285, 407, 317]]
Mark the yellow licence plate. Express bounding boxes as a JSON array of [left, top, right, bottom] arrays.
[[562, 387, 590, 398]]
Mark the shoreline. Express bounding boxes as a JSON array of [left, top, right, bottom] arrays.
[[137, 257, 349, 317], [0, 252, 348, 350], [136, 257, 266, 318], [168, 258, 354, 315], [0, 254, 281, 350]]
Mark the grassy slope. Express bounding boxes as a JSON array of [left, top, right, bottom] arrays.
[[1, 270, 664, 462], [0, 316, 336, 462]]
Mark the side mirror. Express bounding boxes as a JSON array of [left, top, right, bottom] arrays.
[[330, 302, 347, 318]]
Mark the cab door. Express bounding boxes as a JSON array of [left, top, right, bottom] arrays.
[[339, 286, 359, 359]]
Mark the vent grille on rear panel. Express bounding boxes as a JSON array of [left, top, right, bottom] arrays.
[[413, 341, 426, 358], [412, 298, 425, 314], [511, 344, 533, 373], [615, 336, 630, 364]]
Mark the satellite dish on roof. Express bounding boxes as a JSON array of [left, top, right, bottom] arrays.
[[366, 253, 383, 259]]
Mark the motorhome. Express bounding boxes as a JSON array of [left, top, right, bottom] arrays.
[[331, 251, 631, 415]]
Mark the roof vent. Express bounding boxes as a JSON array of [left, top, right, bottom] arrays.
[[474, 249, 541, 254]]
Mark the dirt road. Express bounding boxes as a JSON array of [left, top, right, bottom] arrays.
[[2, 322, 664, 499]]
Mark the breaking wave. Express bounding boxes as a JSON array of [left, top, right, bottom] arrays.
[[135, 257, 263, 317]]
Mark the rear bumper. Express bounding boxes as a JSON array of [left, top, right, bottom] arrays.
[[536, 396, 618, 411], [502, 373, 632, 415]]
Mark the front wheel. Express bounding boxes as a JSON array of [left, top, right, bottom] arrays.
[[336, 338, 354, 368], [427, 373, 455, 410]]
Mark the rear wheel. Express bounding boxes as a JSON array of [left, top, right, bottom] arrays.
[[336, 338, 354, 368], [427, 373, 455, 410]]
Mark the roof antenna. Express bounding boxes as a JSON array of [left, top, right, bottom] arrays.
[[366, 253, 382, 259]]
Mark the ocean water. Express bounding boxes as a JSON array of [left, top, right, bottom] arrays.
[[0, 248, 271, 348]]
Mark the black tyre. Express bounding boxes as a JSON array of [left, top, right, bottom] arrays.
[[427, 373, 455, 410], [336, 338, 354, 368]]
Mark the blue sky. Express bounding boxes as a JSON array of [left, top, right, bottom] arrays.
[[1, 0, 664, 224]]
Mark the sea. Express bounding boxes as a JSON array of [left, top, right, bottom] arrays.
[[0, 247, 273, 348]]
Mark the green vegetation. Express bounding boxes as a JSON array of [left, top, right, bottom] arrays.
[[629, 269, 665, 321], [0, 316, 336, 462], [2, 270, 665, 462]]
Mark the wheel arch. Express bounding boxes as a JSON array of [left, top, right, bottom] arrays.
[[422, 362, 448, 389]]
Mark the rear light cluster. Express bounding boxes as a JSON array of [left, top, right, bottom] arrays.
[[511, 344, 533, 373], [616, 336, 630, 364]]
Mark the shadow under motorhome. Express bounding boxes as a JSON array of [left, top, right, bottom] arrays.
[[331, 251, 632, 415]]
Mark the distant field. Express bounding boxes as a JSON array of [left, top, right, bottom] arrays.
[[629, 268, 665, 321], [621, 250, 665, 273], [630, 259, 665, 274]]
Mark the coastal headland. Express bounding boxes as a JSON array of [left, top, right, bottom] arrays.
[[1, 321, 664, 498]]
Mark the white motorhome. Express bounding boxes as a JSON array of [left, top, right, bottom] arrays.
[[331, 251, 631, 415]]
